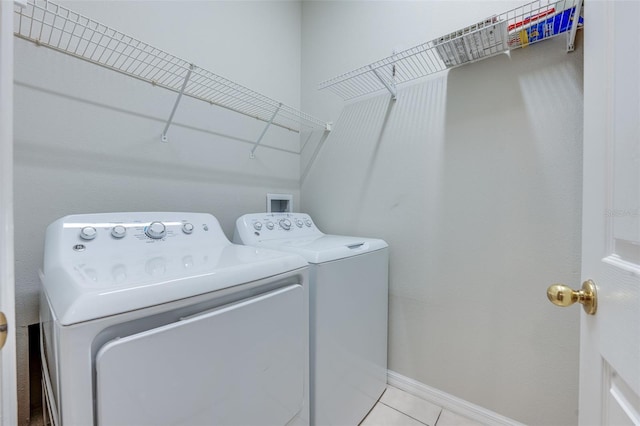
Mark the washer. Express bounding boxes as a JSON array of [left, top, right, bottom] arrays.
[[234, 213, 388, 426], [40, 212, 309, 426]]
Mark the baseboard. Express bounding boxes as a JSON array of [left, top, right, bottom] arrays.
[[387, 370, 525, 426]]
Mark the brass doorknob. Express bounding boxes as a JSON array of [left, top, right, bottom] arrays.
[[0, 312, 7, 349], [546, 280, 597, 315]]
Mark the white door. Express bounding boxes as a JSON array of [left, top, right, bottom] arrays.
[[579, 0, 640, 424], [0, 1, 18, 425]]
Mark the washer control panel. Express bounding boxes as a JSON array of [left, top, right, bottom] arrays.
[[234, 213, 323, 244]]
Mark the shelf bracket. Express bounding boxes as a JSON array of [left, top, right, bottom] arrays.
[[250, 103, 282, 158], [161, 64, 194, 143], [369, 65, 397, 100], [566, 0, 583, 52]]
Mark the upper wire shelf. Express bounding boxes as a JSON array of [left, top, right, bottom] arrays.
[[14, 0, 330, 135], [318, 0, 583, 101]]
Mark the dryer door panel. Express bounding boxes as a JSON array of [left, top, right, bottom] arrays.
[[95, 284, 305, 426]]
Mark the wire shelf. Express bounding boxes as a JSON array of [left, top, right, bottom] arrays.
[[14, 0, 330, 134], [318, 0, 583, 101]]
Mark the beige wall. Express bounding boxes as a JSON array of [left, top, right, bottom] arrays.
[[301, 2, 583, 424], [13, 1, 584, 424]]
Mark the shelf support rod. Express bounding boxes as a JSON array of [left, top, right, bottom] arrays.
[[161, 63, 194, 143], [369, 65, 397, 100], [566, 0, 583, 52], [250, 103, 282, 158]]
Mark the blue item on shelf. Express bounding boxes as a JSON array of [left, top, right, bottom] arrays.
[[510, 6, 584, 47]]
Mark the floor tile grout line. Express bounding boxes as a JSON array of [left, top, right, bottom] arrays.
[[433, 409, 443, 426], [359, 400, 382, 426], [379, 400, 440, 426]]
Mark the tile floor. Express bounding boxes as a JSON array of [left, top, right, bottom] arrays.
[[360, 386, 485, 426], [30, 384, 483, 426]]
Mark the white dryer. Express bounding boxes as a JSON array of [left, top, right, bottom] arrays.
[[234, 213, 388, 426], [40, 212, 309, 426]]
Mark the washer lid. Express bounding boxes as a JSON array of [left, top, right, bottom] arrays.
[[257, 235, 388, 264], [41, 213, 307, 325]]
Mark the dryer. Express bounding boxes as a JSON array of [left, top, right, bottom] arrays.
[[234, 213, 388, 426], [40, 212, 309, 426]]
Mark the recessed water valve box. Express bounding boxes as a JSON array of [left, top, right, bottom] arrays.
[[267, 194, 293, 213]]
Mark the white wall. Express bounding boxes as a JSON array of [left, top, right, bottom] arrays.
[[301, 2, 583, 425], [13, 1, 306, 423]]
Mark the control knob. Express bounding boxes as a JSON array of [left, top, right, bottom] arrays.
[[145, 221, 166, 239], [111, 225, 126, 239], [279, 219, 292, 230], [295, 219, 303, 228], [265, 221, 275, 230], [182, 223, 194, 234], [304, 218, 312, 227], [253, 222, 263, 231], [79, 226, 97, 241]]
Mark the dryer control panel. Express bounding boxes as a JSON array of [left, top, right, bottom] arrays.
[[43, 212, 231, 292], [41, 212, 308, 325], [233, 213, 323, 244], [64, 212, 223, 248]]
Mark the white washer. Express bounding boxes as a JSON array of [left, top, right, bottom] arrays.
[[234, 213, 388, 426], [40, 212, 309, 426]]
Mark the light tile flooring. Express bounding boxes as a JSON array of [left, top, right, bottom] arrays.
[[30, 385, 483, 426], [360, 386, 485, 426]]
